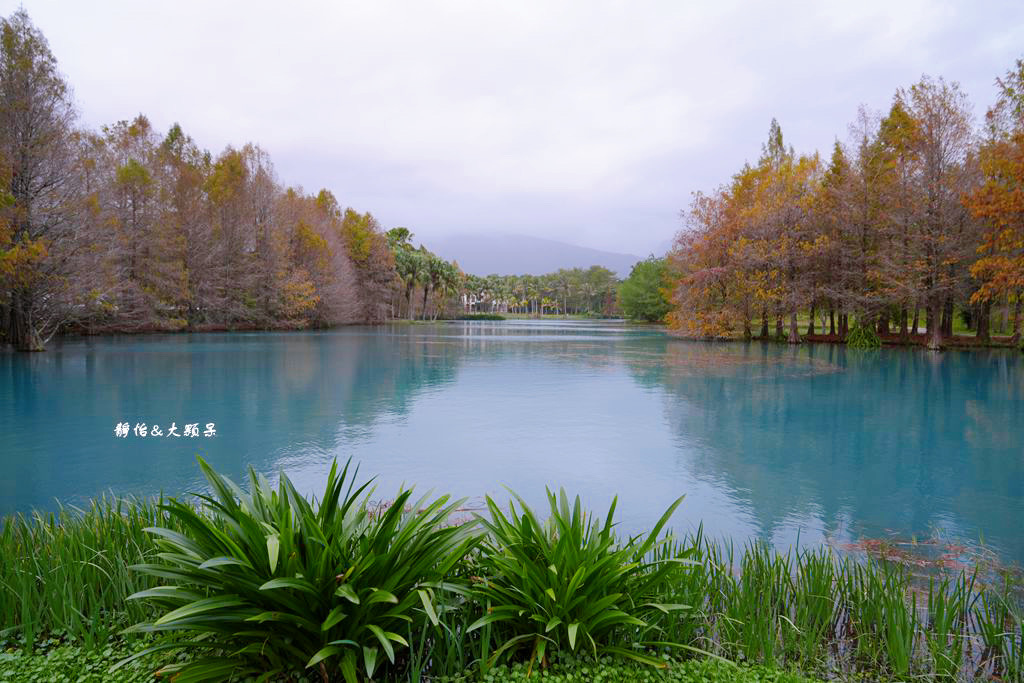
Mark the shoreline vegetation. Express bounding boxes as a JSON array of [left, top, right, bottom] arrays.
[[670, 324, 1022, 351], [1, 458, 1022, 682], [1, 10, 628, 353], [44, 314, 1022, 354], [665, 62, 1024, 353], [6, 8, 1021, 355]]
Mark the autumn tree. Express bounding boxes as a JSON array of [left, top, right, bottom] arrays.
[[870, 100, 924, 339], [968, 59, 1024, 341], [901, 77, 975, 349], [665, 75, 1008, 350], [338, 205, 395, 321], [85, 115, 189, 329], [0, 8, 419, 343], [671, 121, 826, 342], [839, 109, 889, 328], [670, 188, 748, 338], [0, 10, 79, 350], [817, 140, 854, 336], [155, 123, 211, 327], [756, 137, 825, 343]]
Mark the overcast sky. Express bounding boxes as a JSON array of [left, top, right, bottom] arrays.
[[5, 1, 1023, 255]]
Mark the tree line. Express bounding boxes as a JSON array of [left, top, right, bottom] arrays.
[[1, 10, 402, 350], [0, 10, 632, 351], [460, 266, 619, 317], [387, 227, 620, 320], [668, 62, 1024, 349]]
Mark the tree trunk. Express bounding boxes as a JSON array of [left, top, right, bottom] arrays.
[[788, 312, 801, 344], [899, 307, 908, 341], [807, 302, 816, 336], [760, 309, 769, 339], [1012, 289, 1021, 340], [877, 311, 889, 336], [775, 315, 783, 339], [406, 283, 415, 320], [911, 307, 920, 336], [829, 308, 835, 336], [978, 300, 991, 344], [5, 290, 45, 352], [421, 285, 430, 320], [942, 297, 954, 337], [928, 302, 943, 350]]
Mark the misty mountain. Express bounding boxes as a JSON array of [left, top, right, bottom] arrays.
[[426, 234, 641, 278]]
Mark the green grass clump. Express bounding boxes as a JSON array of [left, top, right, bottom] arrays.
[[467, 489, 688, 671], [125, 458, 480, 682], [846, 323, 882, 349]]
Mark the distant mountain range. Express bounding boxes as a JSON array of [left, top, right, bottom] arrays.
[[427, 234, 642, 278]]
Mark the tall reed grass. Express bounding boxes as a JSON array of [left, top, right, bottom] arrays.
[[644, 532, 1023, 681], [0, 496, 175, 649]]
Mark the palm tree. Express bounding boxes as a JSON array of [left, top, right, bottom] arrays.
[[433, 260, 460, 320], [418, 249, 437, 320], [555, 269, 571, 317], [393, 248, 424, 320], [464, 274, 484, 312], [425, 255, 452, 320]]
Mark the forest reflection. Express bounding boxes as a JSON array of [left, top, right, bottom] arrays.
[[622, 340, 1024, 564], [2, 322, 1021, 567]]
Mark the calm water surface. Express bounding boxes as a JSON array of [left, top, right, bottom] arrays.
[[2, 321, 1022, 565]]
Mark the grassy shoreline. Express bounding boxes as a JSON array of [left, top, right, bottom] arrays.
[[1, 467, 1021, 682]]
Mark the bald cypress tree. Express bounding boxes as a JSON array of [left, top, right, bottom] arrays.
[[0, 9, 78, 350]]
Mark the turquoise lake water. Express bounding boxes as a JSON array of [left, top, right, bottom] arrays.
[[1, 320, 1022, 566]]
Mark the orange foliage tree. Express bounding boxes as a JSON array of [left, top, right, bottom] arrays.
[[968, 59, 1024, 340]]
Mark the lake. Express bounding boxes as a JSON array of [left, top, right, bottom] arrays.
[[2, 320, 1022, 567]]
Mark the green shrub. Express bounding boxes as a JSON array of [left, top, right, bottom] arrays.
[[124, 458, 480, 682], [457, 313, 506, 321], [467, 489, 689, 671], [846, 323, 881, 349]]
